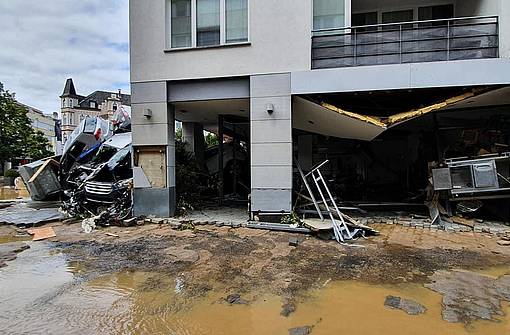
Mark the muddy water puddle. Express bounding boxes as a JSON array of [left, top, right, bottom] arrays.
[[1, 243, 509, 335]]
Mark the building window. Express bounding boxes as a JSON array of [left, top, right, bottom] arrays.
[[382, 9, 414, 24], [382, 9, 414, 30], [171, 0, 192, 47], [196, 0, 220, 46], [352, 11, 378, 32], [418, 5, 454, 21], [418, 5, 454, 27], [313, 0, 345, 30], [167, 0, 248, 49], [226, 0, 248, 43], [90, 101, 97, 109]]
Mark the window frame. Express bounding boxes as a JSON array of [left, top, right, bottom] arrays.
[[312, 0, 351, 32], [166, 0, 250, 50]]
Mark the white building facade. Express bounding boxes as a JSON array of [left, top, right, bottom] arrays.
[[130, 0, 510, 217]]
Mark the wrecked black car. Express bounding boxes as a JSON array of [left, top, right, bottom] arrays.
[[62, 134, 133, 223], [58, 114, 133, 227]]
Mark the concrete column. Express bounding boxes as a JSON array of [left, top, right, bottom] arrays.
[[501, 0, 510, 58], [131, 81, 176, 217], [182, 122, 205, 163], [250, 73, 293, 214]]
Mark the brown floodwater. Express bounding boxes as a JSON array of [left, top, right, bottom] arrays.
[[0, 187, 29, 200], [0, 242, 509, 335]]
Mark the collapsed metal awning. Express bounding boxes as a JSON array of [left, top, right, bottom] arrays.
[[293, 87, 508, 141]]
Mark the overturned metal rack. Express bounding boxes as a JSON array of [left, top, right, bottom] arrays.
[[296, 159, 361, 243]]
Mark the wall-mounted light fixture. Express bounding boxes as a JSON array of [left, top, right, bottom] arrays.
[[143, 108, 152, 119], [265, 103, 274, 115]]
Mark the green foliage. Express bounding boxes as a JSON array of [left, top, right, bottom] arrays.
[[205, 131, 219, 148], [26, 130, 53, 160], [175, 126, 182, 141], [4, 169, 20, 178], [0, 82, 53, 170], [280, 212, 301, 225], [175, 139, 207, 216]]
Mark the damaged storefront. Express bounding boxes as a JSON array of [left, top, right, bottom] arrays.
[[292, 86, 510, 230]]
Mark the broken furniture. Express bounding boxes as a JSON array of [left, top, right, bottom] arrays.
[[18, 158, 61, 201], [432, 152, 510, 200]]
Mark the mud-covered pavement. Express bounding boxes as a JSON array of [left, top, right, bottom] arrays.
[[1, 222, 510, 334]]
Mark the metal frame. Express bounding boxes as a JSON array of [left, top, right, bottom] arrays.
[[445, 153, 510, 196], [311, 15, 499, 69], [298, 159, 355, 243]]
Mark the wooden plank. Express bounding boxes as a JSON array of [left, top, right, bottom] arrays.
[[26, 227, 56, 241], [303, 218, 333, 231], [28, 159, 58, 183]]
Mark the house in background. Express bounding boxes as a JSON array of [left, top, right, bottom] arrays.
[[129, 0, 510, 218], [60, 78, 131, 144], [19, 103, 59, 155]]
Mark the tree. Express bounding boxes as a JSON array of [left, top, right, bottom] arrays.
[[26, 130, 53, 160], [0, 82, 52, 174], [205, 131, 218, 148]]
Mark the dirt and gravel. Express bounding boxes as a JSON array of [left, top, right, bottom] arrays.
[[1, 219, 510, 325]]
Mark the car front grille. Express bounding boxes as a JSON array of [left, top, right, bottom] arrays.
[[85, 181, 113, 196]]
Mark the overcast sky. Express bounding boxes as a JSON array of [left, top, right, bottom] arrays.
[[0, 0, 130, 113]]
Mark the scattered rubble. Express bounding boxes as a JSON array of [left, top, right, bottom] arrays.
[[225, 294, 248, 305], [384, 295, 427, 315], [425, 270, 510, 323], [288, 326, 312, 335], [0, 204, 63, 226], [281, 301, 297, 317]]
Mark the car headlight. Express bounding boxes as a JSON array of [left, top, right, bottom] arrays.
[[114, 178, 133, 189]]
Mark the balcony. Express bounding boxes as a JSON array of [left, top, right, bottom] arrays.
[[311, 16, 499, 69]]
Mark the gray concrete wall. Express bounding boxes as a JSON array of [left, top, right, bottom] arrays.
[[131, 80, 176, 217], [182, 122, 205, 164], [500, 0, 510, 58], [250, 73, 292, 213]]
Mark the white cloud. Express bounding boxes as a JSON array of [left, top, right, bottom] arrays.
[[0, 0, 130, 113]]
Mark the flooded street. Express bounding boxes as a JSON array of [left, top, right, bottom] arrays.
[[0, 187, 29, 201], [1, 223, 510, 335]]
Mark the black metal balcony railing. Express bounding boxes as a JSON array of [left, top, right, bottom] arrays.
[[312, 16, 499, 69]]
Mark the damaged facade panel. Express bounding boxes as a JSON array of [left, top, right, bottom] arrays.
[[293, 97, 385, 141]]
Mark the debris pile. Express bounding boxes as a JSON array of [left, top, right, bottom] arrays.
[[20, 109, 133, 230], [427, 152, 510, 231], [294, 159, 379, 244]]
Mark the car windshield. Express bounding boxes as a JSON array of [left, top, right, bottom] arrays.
[[107, 145, 131, 171], [90, 145, 118, 165]]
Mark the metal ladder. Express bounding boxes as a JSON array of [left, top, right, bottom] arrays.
[[297, 160, 355, 243]]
